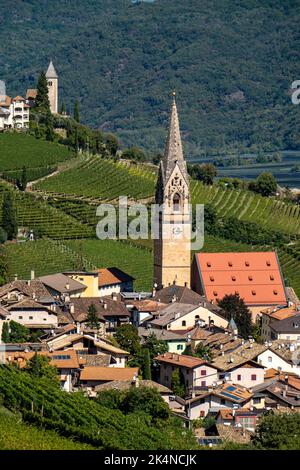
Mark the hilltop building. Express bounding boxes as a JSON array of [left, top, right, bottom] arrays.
[[154, 94, 191, 289], [46, 60, 58, 114], [0, 95, 30, 129]]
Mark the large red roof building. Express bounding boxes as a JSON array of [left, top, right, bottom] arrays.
[[191, 252, 288, 321]]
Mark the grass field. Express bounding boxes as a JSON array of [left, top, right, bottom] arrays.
[[0, 133, 74, 170], [0, 406, 94, 450]]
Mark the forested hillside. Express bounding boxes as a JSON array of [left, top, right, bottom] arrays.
[[1, 0, 299, 156]]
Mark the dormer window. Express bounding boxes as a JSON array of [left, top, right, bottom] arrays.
[[210, 276, 215, 282], [213, 291, 218, 297], [248, 275, 253, 281], [252, 290, 256, 296], [207, 262, 211, 267], [270, 275, 274, 281], [228, 261, 233, 267], [266, 260, 271, 266], [245, 261, 250, 267], [235, 291, 239, 296], [273, 290, 278, 295], [232, 276, 236, 281]]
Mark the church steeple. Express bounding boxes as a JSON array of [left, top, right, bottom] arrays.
[[162, 93, 188, 184], [153, 94, 191, 290]]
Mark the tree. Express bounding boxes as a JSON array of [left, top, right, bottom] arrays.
[[96, 389, 125, 410], [105, 133, 119, 157], [16, 166, 27, 191], [194, 343, 213, 361], [8, 320, 29, 343], [2, 191, 17, 240], [249, 172, 277, 197], [218, 294, 252, 339], [115, 324, 141, 358], [171, 368, 186, 398], [0, 227, 7, 244], [1, 322, 10, 343], [86, 303, 100, 329], [253, 412, 300, 449], [142, 348, 151, 380], [60, 101, 66, 115], [35, 71, 50, 113], [121, 386, 170, 422], [189, 163, 217, 185], [26, 353, 58, 380], [143, 333, 168, 361], [74, 100, 80, 123], [122, 146, 145, 161]]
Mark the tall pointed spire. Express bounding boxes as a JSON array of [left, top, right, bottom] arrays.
[[46, 60, 58, 79], [162, 92, 188, 182]]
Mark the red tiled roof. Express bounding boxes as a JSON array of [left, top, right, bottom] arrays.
[[98, 267, 134, 287], [155, 352, 219, 369], [194, 252, 287, 306], [13, 96, 25, 101]]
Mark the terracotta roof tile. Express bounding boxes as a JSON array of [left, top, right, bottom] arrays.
[[155, 352, 219, 369], [98, 267, 134, 287], [194, 252, 287, 306]]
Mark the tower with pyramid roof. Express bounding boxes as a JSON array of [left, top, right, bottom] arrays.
[[45, 60, 58, 114], [153, 94, 191, 289]]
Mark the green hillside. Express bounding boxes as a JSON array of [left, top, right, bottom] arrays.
[[0, 406, 94, 450], [0, 133, 73, 170], [1, 0, 299, 155], [35, 154, 300, 236]]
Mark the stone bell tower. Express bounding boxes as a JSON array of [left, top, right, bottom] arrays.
[[46, 60, 58, 114], [153, 93, 191, 289]]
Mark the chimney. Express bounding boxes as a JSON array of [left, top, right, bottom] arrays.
[[76, 322, 81, 334], [14, 274, 18, 281], [112, 292, 117, 301], [65, 283, 70, 291], [104, 303, 107, 310], [152, 284, 157, 298], [31, 270, 35, 280], [32, 292, 36, 300], [69, 303, 75, 314], [27, 280, 31, 286]]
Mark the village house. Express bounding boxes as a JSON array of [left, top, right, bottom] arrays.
[[5, 298, 59, 329], [252, 374, 300, 411], [0, 94, 30, 129], [39, 273, 87, 299], [44, 332, 129, 368], [138, 326, 187, 354], [5, 349, 80, 392], [191, 252, 288, 322], [257, 341, 300, 376], [155, 352, 220, 393], [215, 408, 263, 432], [79, 366, 139, 390], [68, 295, 131, 334], [94, 377, 172, 403], [260, 306, 300, 342], [171, 383, 253, 420]]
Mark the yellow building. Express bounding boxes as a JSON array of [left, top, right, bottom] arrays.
[[65, 271, 99, 298]]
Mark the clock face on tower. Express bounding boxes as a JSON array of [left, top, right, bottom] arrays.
[[172, 225, 183, 238]]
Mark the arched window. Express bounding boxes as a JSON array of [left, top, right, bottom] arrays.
[[173, 193, 181, 212]]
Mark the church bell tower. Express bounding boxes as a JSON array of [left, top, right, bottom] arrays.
[[46, 60, 58, 114], [153, 93, 191, 289]]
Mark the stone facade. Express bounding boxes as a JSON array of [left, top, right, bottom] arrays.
[[154, 95, 191, 289], [46, 61, 58, 114]]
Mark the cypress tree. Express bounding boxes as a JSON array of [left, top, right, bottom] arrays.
[[143, 348, 152, 380], [74, 100, 80, 123], [86, 303, 100, 330], [1, 322, 10, 343], [2, 191, 17, 240], [35, 71, 51, 113]]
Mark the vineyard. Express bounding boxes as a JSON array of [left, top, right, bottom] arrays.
[[0, 406, 94, 450], [35, 155, 157, 202], [34, 154, 300, 236], [0, 133, 74, 170], [0, 366, 197, 450], [4, 236, 300, 297]]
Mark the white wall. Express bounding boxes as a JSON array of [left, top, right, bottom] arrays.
[[257, 349, 300, 376], [9, 309, 58, 327], [168, 306, 228, 331], [226, 366, 265, 388]]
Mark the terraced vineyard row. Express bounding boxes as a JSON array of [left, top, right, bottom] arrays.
[[35, 156, 157, 202], [35, 156, 300, 236], [191, 181, 300, 236], [0, 184, 93, 240]]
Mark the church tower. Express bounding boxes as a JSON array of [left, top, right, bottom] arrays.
[[153, 93, 191, 289], [46, 61, 58, 114]]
